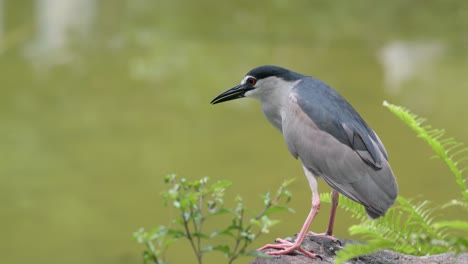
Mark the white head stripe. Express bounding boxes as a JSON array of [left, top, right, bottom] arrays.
[[241, 75, 254, 85]]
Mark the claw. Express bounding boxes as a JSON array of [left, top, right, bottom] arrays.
[[258, 185, 322, 260], [258, 239, 318, 259]]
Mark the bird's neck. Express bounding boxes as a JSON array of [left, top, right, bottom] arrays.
[[259, 79, 301, 132]]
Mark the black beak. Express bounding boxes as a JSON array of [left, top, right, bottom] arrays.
[[210, 84, 253, 105]]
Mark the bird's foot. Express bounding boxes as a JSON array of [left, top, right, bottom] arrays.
[[258, 238, 319, 259], [308, 231, 341, 245]]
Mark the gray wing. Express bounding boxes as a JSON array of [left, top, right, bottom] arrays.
[[282, 79, 397, 218], [295, 78, 388, 168]]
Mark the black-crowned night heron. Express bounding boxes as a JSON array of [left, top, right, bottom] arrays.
[[210, 65, 398, 258]]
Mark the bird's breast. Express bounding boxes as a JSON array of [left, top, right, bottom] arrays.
[[261, 102, 284, 132], [281, 93, 322, 159]]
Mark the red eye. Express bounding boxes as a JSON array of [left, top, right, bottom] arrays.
[[247, 77, 257, 86]]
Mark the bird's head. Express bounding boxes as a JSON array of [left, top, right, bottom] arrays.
[[210, 65, 302, 104]]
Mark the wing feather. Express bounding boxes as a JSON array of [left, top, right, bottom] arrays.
[[293, 78, 386, 168]]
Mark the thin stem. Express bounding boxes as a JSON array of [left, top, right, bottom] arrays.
[[228, 206, 245, 264], [145, 241, 160, 264], [232, 207, 244, 257], [196, 193, 204, 262], [182, 210, 202, 264]]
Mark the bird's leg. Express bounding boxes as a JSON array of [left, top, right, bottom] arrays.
[[258, 168, 321, 258], [308, 189, 340, 242], [326, 189, 339, 236], [258, 192, 320, 258]]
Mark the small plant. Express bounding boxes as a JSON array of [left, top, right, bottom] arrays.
[[134, 175, 294, 264], [324, 101, 468, 264]]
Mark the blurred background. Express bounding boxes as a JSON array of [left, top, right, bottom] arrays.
[[1, 0, 467, 263]]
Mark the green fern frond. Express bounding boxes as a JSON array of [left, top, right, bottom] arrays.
[[320, 193, 367, 222], [383, 101, 467, 200], [322, 195, 452, 254], [331, 196, 454, 256], [442, 199, 468, 210], [434, 220, 468, 234], [319, 192, 331, 204], [335, 239, 393, 264]]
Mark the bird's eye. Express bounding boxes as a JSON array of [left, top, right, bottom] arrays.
[[247, 77, 257, 86]]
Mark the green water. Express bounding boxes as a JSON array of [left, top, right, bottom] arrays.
[[1, 1, 467, 263]]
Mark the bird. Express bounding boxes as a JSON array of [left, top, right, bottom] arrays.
[[210, 65, 398, 258]]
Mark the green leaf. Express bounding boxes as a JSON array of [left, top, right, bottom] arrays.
[[192, 232, 210, 239], [166, 228, 186, 238], [133, 228, 147, 243], [262, 192, 271, 206], [164, 174, 176, 183], [251, 215, 280, 233], [433, 220, 468, 232], [263, 205, 289, 216], [441, 199, 468, 209], [163, 237, 178, 249], [203, 245, 231, 255], [211, 224, 240, 238], [208, 208, 231, 216], [210, 228, 235, 238], [281, 178, 296, 187], [208, 180, 232, 191], [240, 231, 256, 241]]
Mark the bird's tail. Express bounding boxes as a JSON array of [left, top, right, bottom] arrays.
[[366, 206, 390, 219]]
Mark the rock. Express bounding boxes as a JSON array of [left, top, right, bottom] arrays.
[[249, 234, 468, 264]]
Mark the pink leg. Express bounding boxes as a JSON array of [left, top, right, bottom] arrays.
[[308, 189, 339, 241], [326, 189, 339, 235], [258, 192, 320, 258], [259, 167, 321, 258]]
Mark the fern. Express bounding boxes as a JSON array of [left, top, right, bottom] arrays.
[[383, 101, 467, 200], [320, 193, 367, 222], [328, 102, 468, 264], [334, 239, 393, 264]]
